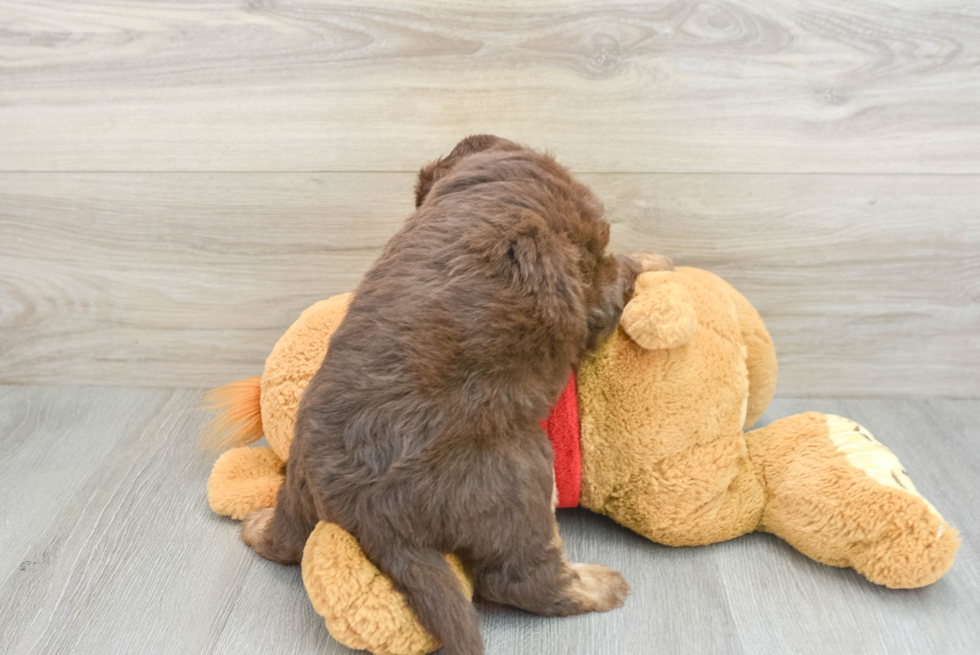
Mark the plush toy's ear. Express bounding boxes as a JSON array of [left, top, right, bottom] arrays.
[[621, 272, 697, 350]]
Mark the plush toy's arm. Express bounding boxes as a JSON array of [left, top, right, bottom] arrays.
[[303, 523, 472, 655], [745, 412, 959, 588], [724, 280, 776, 428], [207, 447, 284, 520]]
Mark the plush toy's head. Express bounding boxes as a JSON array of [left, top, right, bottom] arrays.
[[576, 267, 776, 545], [618, 267, 777, 427]]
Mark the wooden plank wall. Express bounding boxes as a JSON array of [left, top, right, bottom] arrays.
[[1, 0, 978, 396]]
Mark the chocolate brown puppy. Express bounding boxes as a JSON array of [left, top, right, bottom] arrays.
[[242, 135, 671, 655]]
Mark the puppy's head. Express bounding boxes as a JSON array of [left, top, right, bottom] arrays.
[[416, 135, 617, 316], [415, 134, 521, 208], [415, 135, 608, 251]]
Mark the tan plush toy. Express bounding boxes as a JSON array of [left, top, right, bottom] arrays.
[[204, 267, 959, 655]]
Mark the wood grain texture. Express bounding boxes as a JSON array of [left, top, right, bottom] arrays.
[[2, 172, 977, 396], [0, 387, 257, 655], [1, 388, 978, 654], [1, 0, 978, 173]]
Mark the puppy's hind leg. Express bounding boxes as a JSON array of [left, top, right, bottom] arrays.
[[474, 535, 630, 617], [241, 466, 317, 565]]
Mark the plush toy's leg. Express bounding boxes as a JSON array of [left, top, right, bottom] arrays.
[[303, 522, 473, 655], [207, 447, 284, 520], [745, 412, 959, 588]]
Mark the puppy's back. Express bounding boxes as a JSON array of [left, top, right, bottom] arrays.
[[296, 143, 612, 655]]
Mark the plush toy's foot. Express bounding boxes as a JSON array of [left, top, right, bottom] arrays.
[[207, 447, 284, 520], [302, 522, 473, 655], [745, 412, 959, 589]]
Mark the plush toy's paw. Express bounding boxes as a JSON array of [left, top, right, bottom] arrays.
[[822, 415, 959, 587], [747, 412, 959, 589], [621, 272, 697, 350], [302, 522, 473, 655], [824, 415, 938, 513], [207, 447, 284, 520]]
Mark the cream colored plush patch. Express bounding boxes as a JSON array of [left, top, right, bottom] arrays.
[[825, 414, 939, 517]]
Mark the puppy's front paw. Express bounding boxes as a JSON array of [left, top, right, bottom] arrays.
[[567, 563, 631, 612], [630, 252, 674, 273]]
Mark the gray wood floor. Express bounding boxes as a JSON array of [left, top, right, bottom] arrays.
[[0, 386, 977, 655]]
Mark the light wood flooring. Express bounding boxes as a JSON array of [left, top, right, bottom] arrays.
[[1, 388, 977, 655]]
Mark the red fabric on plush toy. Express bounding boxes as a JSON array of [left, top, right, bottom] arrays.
[[541, 374, 581, 509]]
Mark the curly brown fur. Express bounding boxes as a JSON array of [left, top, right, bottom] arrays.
[[244, 135, 669, 655]]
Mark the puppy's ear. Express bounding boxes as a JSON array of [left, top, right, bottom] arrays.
[[505, 215, 579, 306], [415, 134, 515, 207]]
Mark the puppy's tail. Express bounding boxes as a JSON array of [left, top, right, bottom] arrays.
[[199, 376, 264, 451], [370, 538, 483, 655]]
